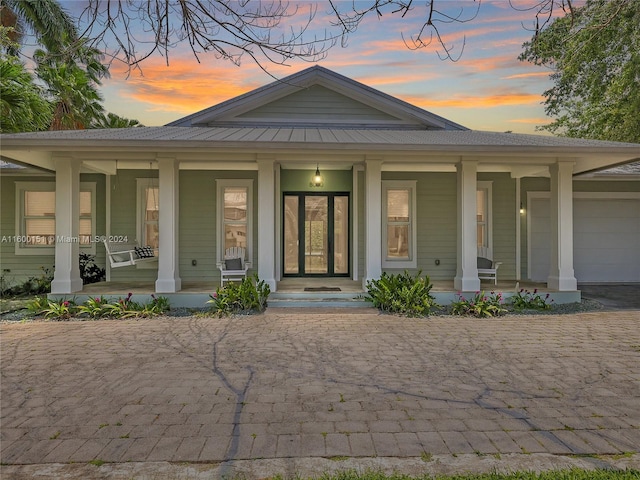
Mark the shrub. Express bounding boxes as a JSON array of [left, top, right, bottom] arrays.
[[26, 296, 50, 315], [42, 299, 77, 319], [76, 296, 111, 318], [80, 253, 106, 285], [510, 288, 553, 311], [365, 270, 439, 317], [207, 274, 270, 316], [450, 291, 507, 318], [28, 293, 170, 319]]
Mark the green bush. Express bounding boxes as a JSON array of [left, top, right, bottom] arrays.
[[41, 299, 78, 319], [450, 291, 507, 318], [26, 293, 170, 320], [207, 274, 270, 316], [365, 270, 439, 317], [509, 288, 553, 311]]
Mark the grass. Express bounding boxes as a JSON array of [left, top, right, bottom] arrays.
[[306, 469, 640, 480]]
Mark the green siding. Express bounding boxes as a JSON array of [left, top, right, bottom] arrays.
[[238, 85, 400, 123], [280, 169, 352, 192], [0, 174, 106, 288]]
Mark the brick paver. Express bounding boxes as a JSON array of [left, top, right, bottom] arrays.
[[1, 311, 639, 465]]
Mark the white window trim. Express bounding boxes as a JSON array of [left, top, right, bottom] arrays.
[[382, 180, 417, 269], [215, 179, 254, 264], [14, 182, 96, 256], [135, 178, 159, 269], [477, 181, 493, 259]]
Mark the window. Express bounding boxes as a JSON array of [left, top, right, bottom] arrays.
[[476, 181, 493, 258], [216, 179, 253, 262], [15, 182, 96, 255], [136, 179, 159, 254], [382, 180, 417, 269]]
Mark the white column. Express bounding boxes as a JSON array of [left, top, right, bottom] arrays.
[[51, 158, 83, 293], [363, 159, 382, 288], [454, 160, 480, 292], [257, 157, 277, 291], [547, 161, 577, 291], [155, 157, 181, 293]]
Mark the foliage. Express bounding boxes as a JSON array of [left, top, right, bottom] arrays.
[[1, 0, 141, 132], [296, 467, 640, 480], [206, 274, 270, 316], [0, 267, 53, 297], [26, 295, 50, 315], [27, 293, 170, 319], [450, 291, 507, 318], [79, 253, 106, 285], [41, 298, 77, 319], [520, 0, 640, 142], [365, 270, 439, 317], [0, 55, 52, 132], [509, 288, 554, 311]]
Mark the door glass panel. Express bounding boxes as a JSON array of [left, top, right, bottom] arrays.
[[305, 196, 328, 274], [284, 196, 299, 274], [334, 196, 348, 274]]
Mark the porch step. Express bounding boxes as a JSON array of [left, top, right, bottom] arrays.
[[268, 291, 371, 308]]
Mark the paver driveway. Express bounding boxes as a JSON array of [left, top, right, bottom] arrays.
[[1, 310, 639, 465]]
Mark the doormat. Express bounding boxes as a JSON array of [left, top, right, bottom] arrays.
[[304, 287, 341, 292]]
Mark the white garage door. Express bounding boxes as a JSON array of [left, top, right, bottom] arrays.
[[529, 196, 640, 283]]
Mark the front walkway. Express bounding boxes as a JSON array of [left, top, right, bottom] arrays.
[[2, 310, 639, 474]]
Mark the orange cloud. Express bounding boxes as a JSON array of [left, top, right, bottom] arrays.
[[503, 71, 550, 80], [107, 58, 265, 113], [404, 92, 543, 109]]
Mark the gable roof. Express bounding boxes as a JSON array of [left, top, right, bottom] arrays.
[[167, 65, 467, 131]]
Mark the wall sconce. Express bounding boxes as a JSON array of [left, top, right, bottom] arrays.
[[310, 163, 324, 187], [520, 202, 525, 215]]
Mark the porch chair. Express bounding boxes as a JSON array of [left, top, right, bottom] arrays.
[[477, 257, 502, 285], [103, 239, 157, 268], [217, 246, 250, 286]]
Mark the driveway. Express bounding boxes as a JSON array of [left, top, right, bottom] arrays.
[[1, 310, 639, 476], [580, 284, 640, 310]]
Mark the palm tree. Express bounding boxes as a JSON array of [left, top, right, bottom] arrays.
[[0, 0, 78, 54], [36, 60, 104, 130], [0, 55, 51, 132], [96, 113, 143, 129]]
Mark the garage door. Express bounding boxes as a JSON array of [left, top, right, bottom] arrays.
[[529, 196, 640, 283]]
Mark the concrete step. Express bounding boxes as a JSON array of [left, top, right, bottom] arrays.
[[268, 291, 371, 308]]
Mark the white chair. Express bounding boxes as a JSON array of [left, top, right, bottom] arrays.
[[103, 239, 157, 268], [477, 257, 502, 285], [217, 247, 250, 286]]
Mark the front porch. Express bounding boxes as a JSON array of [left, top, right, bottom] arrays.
[[51, 278, 581, 309]]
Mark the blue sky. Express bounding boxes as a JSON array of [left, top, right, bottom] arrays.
[[66, 1, 565, 133]]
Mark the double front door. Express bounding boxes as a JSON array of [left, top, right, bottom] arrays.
[[283, 193, 349, 276]]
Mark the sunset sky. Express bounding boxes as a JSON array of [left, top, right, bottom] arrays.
[[64, 1, 566, 133]]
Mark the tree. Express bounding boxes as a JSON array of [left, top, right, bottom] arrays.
[[0, 54, 52, 132], [77, 0, 486, 73], [96, 112, 143, 128], [0, 0, 78, 54], [520, 0, 640, 142]]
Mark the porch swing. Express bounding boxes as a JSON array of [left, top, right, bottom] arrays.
[[104, 163, 158, 269]]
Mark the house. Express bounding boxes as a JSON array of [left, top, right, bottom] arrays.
[[1, 66, 639, 305]]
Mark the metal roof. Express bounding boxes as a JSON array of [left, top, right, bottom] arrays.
[[2, 126, 639, 153]]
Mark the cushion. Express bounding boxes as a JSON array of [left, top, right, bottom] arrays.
[[135, 246, 155, 258], [111, 252, 131, 262], [224, 257, 243, 270], [477, 257, 493, 269]]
